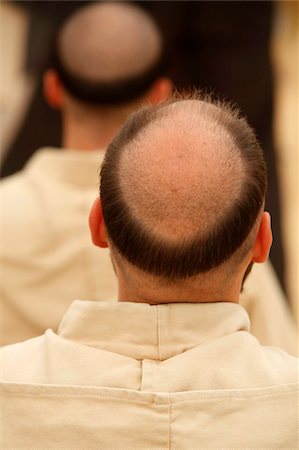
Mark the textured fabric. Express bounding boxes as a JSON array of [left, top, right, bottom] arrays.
[[1, 301, 298, 448], [0, 148, 297, 354], [0, 148, 118, 344]]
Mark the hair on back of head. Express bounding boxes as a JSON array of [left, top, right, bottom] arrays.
[[100, 90, 267, 281], [51, 2, 167, 105]]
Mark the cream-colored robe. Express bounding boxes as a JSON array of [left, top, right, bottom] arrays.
[[1, 301, 298, 448], [0, 148, 297, 354]]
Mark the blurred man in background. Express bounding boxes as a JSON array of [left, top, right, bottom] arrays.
[[0, 2, 296, 353], [0, 2, 172, 343], [1, 94, 297, 448]]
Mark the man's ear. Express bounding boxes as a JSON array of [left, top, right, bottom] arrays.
[[89, 197, 108, 248], [43, 70, 63, 109], [251, 212, 273, 263], [147, 77, 173, 104]]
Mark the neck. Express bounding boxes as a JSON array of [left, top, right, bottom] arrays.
[[118, 285, 241, 304], [112, 251, 256, 305], [116, 264, 245, 305], [62, 113, 120, 151]]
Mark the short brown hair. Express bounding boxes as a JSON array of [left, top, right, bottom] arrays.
[[100, 93, 267, 280]]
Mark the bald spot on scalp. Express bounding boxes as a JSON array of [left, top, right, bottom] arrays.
[[118, 100, 245, 242], [58, 2, 162, 82]]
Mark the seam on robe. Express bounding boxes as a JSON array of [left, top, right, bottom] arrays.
[[157, 305, 162, 361], [168, 392, 172, 449]]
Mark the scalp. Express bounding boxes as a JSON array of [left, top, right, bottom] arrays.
[[101, 94, 266, 279], [58, 2, 162, 82], [119, 100, 245, 241]]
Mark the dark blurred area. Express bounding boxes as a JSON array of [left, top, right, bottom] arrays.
[[1, 1, 285, 291]]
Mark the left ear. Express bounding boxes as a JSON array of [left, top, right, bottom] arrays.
[[251, 212, 273, 263], [89, 197, 108, 248]]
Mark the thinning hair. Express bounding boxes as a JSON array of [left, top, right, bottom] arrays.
[[52, 2, 166, 105], [100, 92, 267, 281]]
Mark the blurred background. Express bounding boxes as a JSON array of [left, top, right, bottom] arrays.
[[0, 0, 298, 319]]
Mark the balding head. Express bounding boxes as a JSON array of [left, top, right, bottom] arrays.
[[52, 2, 165, 105], [100, 93, 267, 284]]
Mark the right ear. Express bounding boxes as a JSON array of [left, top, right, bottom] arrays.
[[251, 212, 273, 263], [43, 70, 63, 109], [89, 197, 108, 248], [146, 77, 173, 104]]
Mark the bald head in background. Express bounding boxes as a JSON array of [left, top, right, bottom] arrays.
[[58, 2, 162, 82], [91, 94, 271, 302], [48, 2, 169, 108], [44, 1, 172, 150]]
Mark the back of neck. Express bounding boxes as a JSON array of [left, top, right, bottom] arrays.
[[62, 115, 119, 151]]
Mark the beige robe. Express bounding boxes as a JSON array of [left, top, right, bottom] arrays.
[[1, 301, 298, 448]]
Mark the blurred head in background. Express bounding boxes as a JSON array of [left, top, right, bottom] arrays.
[[43, 1, 172, 150]]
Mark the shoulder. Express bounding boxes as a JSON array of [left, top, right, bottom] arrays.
[[0, 170, 27, 199], [0, 150, 49, 246], [0, 171, 32, 242], [254, 338, 298, 383], [0, 147, 56, 203], [0, 157, 41, 216], [0, 334, 49, 383]]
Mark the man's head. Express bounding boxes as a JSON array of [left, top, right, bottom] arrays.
[[44, 1, 172, 141], [90, 93, 272, 303]]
